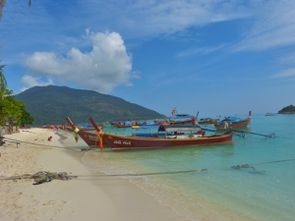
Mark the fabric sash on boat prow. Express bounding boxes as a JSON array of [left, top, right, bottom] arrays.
[[66, 116, 78, 131], [88, 117, 104, 150]]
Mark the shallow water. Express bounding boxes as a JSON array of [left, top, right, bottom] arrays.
[[80, 115, 295, 221]]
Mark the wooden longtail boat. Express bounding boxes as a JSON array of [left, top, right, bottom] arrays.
[[110, 120, 147, 128], [111, 115, 196, 128], [214, 111, 252, 130], [66, 117, 232, 151], [198, 118, 219, 125]]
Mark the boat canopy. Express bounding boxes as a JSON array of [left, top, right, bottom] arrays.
[[223, 117, 241, 122]]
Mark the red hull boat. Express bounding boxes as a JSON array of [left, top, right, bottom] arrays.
[[66, 117, 232, 151], [214, 111, 252, 130]]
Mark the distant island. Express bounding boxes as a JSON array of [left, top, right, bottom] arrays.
[[278, 105, 295, 114], [15, 85, 165, 125]]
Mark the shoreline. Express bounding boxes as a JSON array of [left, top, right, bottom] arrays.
[[0, 128, 183, 221]]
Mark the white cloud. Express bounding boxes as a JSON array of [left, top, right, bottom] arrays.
[[272, 68, 295, 78], [24, 32, 132, 93], [21, 75, 53, 90], [234, 0, 295, 51], [72, 0, 250, 38], [176, 44, 226, 57], [277, 52, 295, 65]]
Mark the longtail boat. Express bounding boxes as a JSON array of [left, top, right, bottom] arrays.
[[198, 118, 219, 125], [110, 120, 147, 128], [214, 111, 252, 130], [66, 117, 232, 151]]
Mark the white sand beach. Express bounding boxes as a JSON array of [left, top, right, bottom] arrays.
[[0, 128, 260, 221], [0, 128, 184, 221]]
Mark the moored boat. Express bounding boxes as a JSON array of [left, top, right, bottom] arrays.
[[198, 118, 219, 125], [265, 113, 277, 116], [66, 117, 232, 151], [214, 111, 252, 130]]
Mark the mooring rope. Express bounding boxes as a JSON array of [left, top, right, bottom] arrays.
[[3, 137, 89, 151], [1, 157, 295, 185], [230, 158, 295, 174], [76, 168, 207, 178], [0, 169, 207, 185]]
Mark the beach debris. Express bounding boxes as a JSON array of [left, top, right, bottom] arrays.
[[48, 136, 53, 141], [0, 136, 5, 146], [2, 171, 77, 185]]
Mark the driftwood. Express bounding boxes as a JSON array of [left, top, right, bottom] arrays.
[[3, 171, 77, 185]]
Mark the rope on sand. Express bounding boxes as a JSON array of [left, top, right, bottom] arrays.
[[3, 137, 89, 151], [76, 168, 207, 178], [0, 169, 207, 185], [0, 171, 77, 185]]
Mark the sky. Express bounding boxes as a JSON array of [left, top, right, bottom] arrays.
[[0, 0, 295, 117]]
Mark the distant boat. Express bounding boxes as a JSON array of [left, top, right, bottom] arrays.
[[66, 117, 232, 151], [110, 120, 146, 128], [111, 112, 196, 128], [214, 111, 252, 130], [265, 113, 277, 116]]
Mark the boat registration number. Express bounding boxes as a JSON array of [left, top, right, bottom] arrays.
[[113, 140, 131, 145]]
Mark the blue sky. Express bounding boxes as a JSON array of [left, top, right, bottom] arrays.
[[0, 0, 295, 116]]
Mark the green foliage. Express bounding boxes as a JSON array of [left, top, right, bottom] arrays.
[[0, 64, 7, 91], [15, 85, 165, 125], [2, 96, 23, 125], [19, 105, 34, 125], [0, 64, 34, 126]]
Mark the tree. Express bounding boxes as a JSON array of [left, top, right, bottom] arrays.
[[0, 64, 34, 129], [2, 96, 23, 131], [19, 104, 34, 126]]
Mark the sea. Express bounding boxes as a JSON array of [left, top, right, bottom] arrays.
[[75, 114, 295, 221]]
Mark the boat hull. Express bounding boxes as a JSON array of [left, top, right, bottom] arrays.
[[77, 130, 232, 150], [214, 118, 250, 130]]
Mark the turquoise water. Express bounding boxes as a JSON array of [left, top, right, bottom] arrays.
[[83, 115, 295, 221]]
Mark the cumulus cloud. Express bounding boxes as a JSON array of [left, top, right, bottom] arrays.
[[234, 0, 295, 51], [24, 32, 132, 93], [21, 75, 53, 90]]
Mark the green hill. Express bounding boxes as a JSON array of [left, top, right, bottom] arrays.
[[278, 105, 295, 114], [15, 85, 164, 125]]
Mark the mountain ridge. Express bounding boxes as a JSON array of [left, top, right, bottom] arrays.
[[15, 85, 164, 125]]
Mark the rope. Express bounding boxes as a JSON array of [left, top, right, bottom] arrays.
[[231, 158, 295, 173], [253, 158, 295, 166], [76, 168, 207, 178], [3, 137, 89, 151], [0, 169, 207, 185], [232, 129, 275, 138]]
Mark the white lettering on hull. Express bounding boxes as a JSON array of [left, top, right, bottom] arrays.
[[113, 140, 131, 146]]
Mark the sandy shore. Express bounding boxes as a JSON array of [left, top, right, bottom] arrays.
[[0, 128, 183, 221]]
